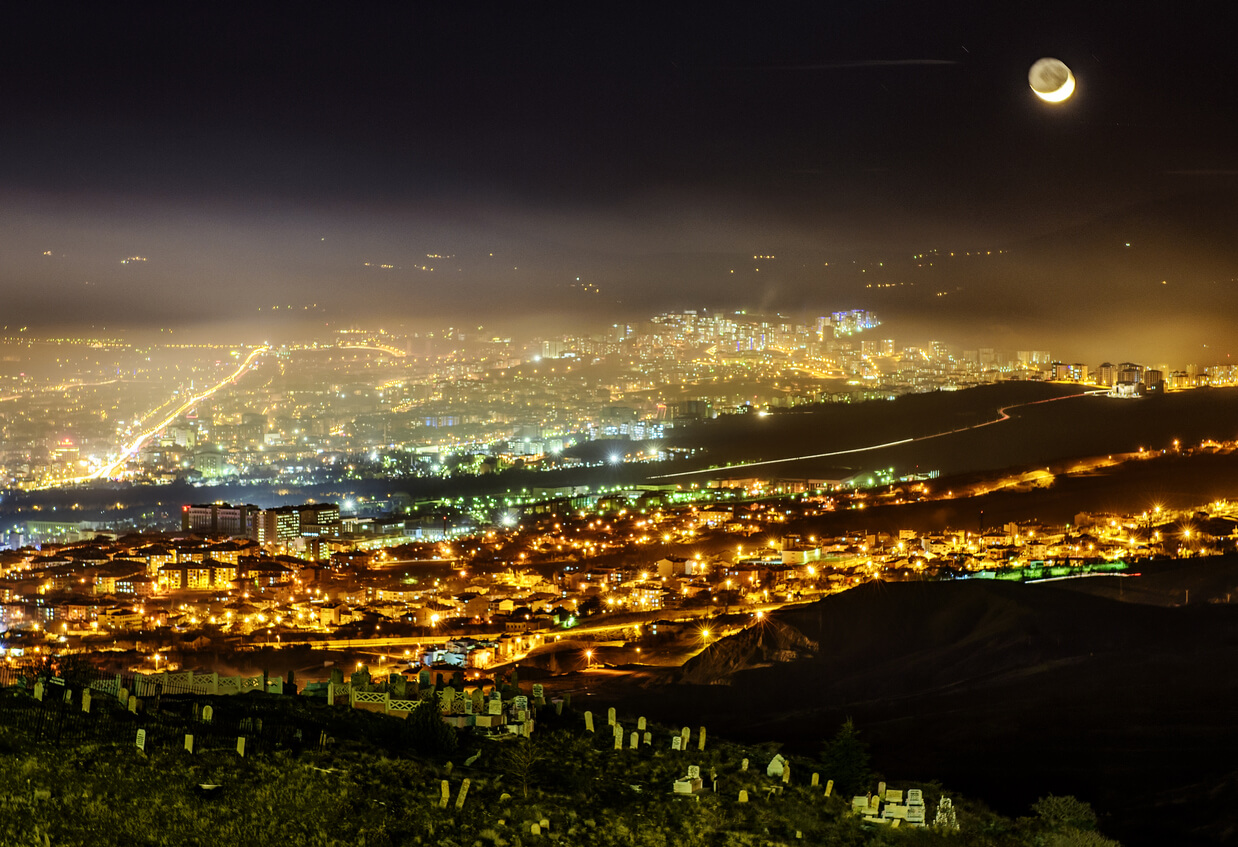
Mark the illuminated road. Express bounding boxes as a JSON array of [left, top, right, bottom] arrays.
[[54, 346, 270, 485], [650, 390, 1098, 480]]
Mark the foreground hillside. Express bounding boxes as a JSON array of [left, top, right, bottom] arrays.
[[0, 686, 1112, 847], [603, 579, 1238, 846]]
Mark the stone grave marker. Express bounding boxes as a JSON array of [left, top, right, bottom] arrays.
[[184, 734, 194, 754], [638, 716, 646, 731], [464, 697, 474, 715], [439, 780, 450, 809], [33, 681, 43, 701], [532, 684, 544, 705], [811, 773, 819, 787], [671, 735, 682, 751], [489, 698, 503, 716], [202, 705, 213, 723], [128, 695, 139, 714], [741, 758, 748, 771], [530, 823, 541, 836], [553, 699, 563, 715], [540, 818, 550, 830], [613, 733, 622, 751], [117, 686, 128, 705], [680, 726, 691, 747], [907, 805, 926, 824], [81, 690, 91, 713], [766, 754, 786, 778], [643, 731, 651, 746], [514, 695, 528, 711], [878, 780, 886, 799], [687, 765, 700, 780], [738, 790, 749, 803], [236, 737, 246, 757], [584, 711, 594, 732], [135, 729, 146, 751], [782, 763, 791, 784], [852, 796, 869, 813], [825, 778, 834, 797], [455, 778, 471, 810], [907, 788, 923, 806], [629, 732, 638, 750], [607, 707, 616, 726], [471, 689, 485, 714], [887, 789, 903, 804], [63, 687, 72, 703], [698, 726, 707, 751]]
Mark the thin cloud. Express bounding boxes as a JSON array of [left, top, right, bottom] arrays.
[[758, 59, 960, 70]]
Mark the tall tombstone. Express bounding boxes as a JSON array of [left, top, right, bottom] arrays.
[[698, 726, 707, 751], [680, 726, 691, 747], [607, 707, 616, 726], [584, 710, 594, 732], [455, 778, 471, 810], [782, 763, 791, 784], [811, 773, 819, 787], [878, 781, 887, 800], [330, 667, 344, 686], [825, 779, 834, 797], [629, 731, 639, 750], [135, 729, 146, 751], [389, 673, 407, 699], [637, 716, 647, 731], [471, 688, 485, 714], [532, 683, 545, 706], [202, 704, 213, 723], [128, 695, 139, 714], [81, 690, 92, 714], [613, 733, 622, 751], [439, 781, 451, 809], [184, 734, 194, 754], [741, 758, 749, 771], [236, 737, 246, 757], [63, 687, 72, 704], [117, 687, 128, 705], [33, 681, 43, 702]]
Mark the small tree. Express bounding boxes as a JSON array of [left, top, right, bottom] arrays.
[[497, 737, 546, 798], [406, 700, 458, 754], [819, 718, 874, 797]]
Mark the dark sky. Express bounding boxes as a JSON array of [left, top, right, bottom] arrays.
[[3, 4, 1238, 360]]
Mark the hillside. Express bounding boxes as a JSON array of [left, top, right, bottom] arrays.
[[604, 580, 1238, 846]]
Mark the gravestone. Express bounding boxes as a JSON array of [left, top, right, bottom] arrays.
[[554, 699, 563, 715], [202, 705, 213, 723], [907, 805, 926, 825], [472, 689, 486, 714], [766, 754, 786, 778], [117, 686, 128, 705], [33, 681, 44, 701], [629, 732, 638, 750], [540, 818, 550, 830], [607, 707, 616, 726], [782, 763, 791, 784], [825, 779, 834, 797], [532, 684, 544, 705], [128, 695, 138, 714], [530, 823, 541, 836], [687, 765, 700, 780], [184, 734, 194, 754], [351, 667, 370, 691], [741, 758, 749, 771], [878, 780, 886, 799], [698, 726, 707, 751], [330, 667, 344, 685], [439, 781, 450, 809], [584, 711, 594, 732], [135, 729, 146, 751], [464, 697, 474, 715], [389, 673, 407, 698], [643, 731, 652, 746], [671, 736, 682, 751], [63, 687, 72, 704], [455, 778, 471, 810], [638, 716, 646, 731], [236, 737, 246, 757], [811, 773, 819, 787], [907, 788, 924, 806], [934, 797, 958, 831], [488, 698, 503, 716], [439, 686, 456, 714], [81, 690, 91, 713], [738, 790, 749, 803], [613, 733, 622, 751], [680, 726, 691, 747]]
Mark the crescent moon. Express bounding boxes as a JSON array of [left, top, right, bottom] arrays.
[[1034, 69, 1075, 102]]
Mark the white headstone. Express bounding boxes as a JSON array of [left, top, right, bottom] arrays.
[[128, 695, 138, 714], [202, 704, 213, 723], [687, 765, 700, 780], [698, 726, 707, 751], [738, 789, 749, 803], [81, 690, 91, 713], [236, 737, 246, 757], [643, 731, 651, 746], [184, 734, 194, 753], [33, 681, 43, 701], [584, 710, 594, 732], [825, 778, 834, 797], [439, 780, 450, 809], [741, 758, 749, 771], [629, 732, 639, 749], [671, 735, 682, 751], [455, 778, 470, 810], [811, 773, 819, 787], [135, 729, 146, 751], [489, 698, 502, 715], [638, 716, 646, 731], [680, 726, 690, 746], [607, 707, 616, 726], [530, 823, 541, 836], [907, 788, 924, 806]]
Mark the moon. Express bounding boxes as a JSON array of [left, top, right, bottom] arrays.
[[1028, 57, 1075, 102]]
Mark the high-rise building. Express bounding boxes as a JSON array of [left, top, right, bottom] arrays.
[[182, 503, 254, 536]]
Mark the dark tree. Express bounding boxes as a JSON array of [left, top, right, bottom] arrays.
[[819, 719, 873, 797]]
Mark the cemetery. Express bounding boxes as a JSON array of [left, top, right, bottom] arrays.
[[0, 666, 1119, 846]]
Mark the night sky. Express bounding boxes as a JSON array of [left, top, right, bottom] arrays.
[[3, 4, 1238, 360]]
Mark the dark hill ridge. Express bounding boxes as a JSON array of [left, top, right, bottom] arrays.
[[609, 580, 1238, 846]]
